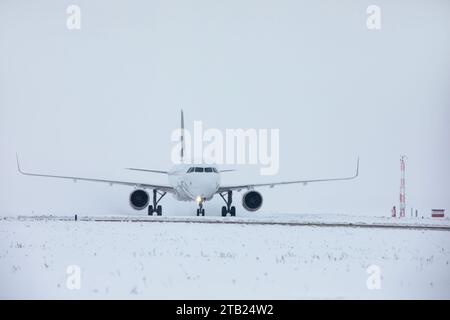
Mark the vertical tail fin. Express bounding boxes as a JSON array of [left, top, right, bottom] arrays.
[[180, 109, 185, 162]]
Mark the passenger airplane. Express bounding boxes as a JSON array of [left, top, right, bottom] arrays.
[[16, 111, 359, 217]]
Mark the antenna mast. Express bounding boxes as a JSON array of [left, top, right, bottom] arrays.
[[399, 155, 407, 218]]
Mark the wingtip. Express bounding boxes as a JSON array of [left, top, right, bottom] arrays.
[[16, 152, 23, 174]]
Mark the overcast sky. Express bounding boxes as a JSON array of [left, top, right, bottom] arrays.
[[1, 0, 449, 217]]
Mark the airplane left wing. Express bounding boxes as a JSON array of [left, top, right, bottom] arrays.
[[218, 158, 359, 193], [16, 154, 174, 192]]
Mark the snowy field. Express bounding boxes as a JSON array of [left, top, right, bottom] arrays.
[[0, 217, 449, 299]]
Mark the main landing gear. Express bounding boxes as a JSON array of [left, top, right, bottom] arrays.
[[220, 190, 236, 217], [148, 189, 166, 216]]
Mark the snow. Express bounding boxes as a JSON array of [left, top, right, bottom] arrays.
[[0, 216, 449, 299]]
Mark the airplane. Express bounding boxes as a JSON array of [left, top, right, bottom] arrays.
[[16, 111, 359, 217]]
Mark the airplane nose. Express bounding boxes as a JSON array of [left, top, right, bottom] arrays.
[[189, 174, 219, 199], [191, 186, 214, 198]]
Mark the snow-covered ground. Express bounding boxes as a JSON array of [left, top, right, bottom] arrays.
[[0, 216, 449, 299]]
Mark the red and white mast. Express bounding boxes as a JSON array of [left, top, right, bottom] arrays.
[[399, 155, 407, 218]]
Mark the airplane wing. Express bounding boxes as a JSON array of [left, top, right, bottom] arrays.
[[125, 168, 168, 174], [217, 158, 359, 193], [16, 154, 174, 192]]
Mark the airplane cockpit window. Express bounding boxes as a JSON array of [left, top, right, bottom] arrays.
[[188, 167, 217, 173]]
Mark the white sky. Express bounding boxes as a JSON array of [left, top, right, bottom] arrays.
[[1, 0, 449, 217]]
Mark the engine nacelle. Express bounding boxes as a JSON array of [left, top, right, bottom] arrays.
[[129, 189, 150, 210], [242, 190, 263, 211]]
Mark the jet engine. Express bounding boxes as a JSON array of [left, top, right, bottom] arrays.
[[242, 190, 263, 211], [129, 189, 150, 210]]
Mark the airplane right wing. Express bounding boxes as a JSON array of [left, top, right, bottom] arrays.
[[218, 158, 359, 193], [16, 154, 174, 192], [125, 168, 168, 174]]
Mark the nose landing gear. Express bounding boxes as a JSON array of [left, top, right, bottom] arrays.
[[196, 198, 205, 216], [220, 190, 236, 217]]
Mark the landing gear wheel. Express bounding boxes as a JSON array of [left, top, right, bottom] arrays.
[[219, 191, 236, 217], [221, 206, 227, 217], [147, 189, 166, 216], [197, 200, 206, 216]]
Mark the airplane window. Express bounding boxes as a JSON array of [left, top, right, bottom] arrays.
[[205, 168, 213, 173], [195, 167, 203, 173], [187, 167, 194, 173], [212, 168, 218, 173]]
